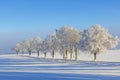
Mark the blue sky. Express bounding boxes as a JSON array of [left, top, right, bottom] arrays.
[[0, 0, 120, 53]]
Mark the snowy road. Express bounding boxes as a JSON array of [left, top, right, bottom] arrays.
[[0, 54, 120, 80]]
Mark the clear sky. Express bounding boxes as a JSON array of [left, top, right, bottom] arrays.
[[0, 0, 120, 53]]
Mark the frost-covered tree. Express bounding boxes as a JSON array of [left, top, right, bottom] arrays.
[[13, 43, 21, 55], [24, 39, 34, 56], [56, 27, 70, 59], [67, 28, 81, 60], [41, 33, 60, 59], [79, 25, 119, 61], [49, 32, 60, 59], [56, 26, 81, 59], [20, 41, 26, 55], [41, 41, 47, 58], [41, 35, 52, 58], [33, 37, 42, 56]]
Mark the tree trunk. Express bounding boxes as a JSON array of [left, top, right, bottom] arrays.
[[70, 49, 72, 59], [16, 51, 18, 55], [22, 51, 24, 55], [65, 48, 68, 59], [94, 53, 97, 61], [63, 52, 65, 59], [28, 50, 31, 56], [75, 48, 78, 60], [44, 52, 47, 58], [37, 50, 40, 56], [52, 50, 54, 59]]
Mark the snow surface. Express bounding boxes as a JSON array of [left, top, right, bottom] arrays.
[[24, 50, 120, 62], [0, 51, 120, 80]]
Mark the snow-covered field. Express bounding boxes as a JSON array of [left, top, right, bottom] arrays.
[[0, 51, 120, 80]]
